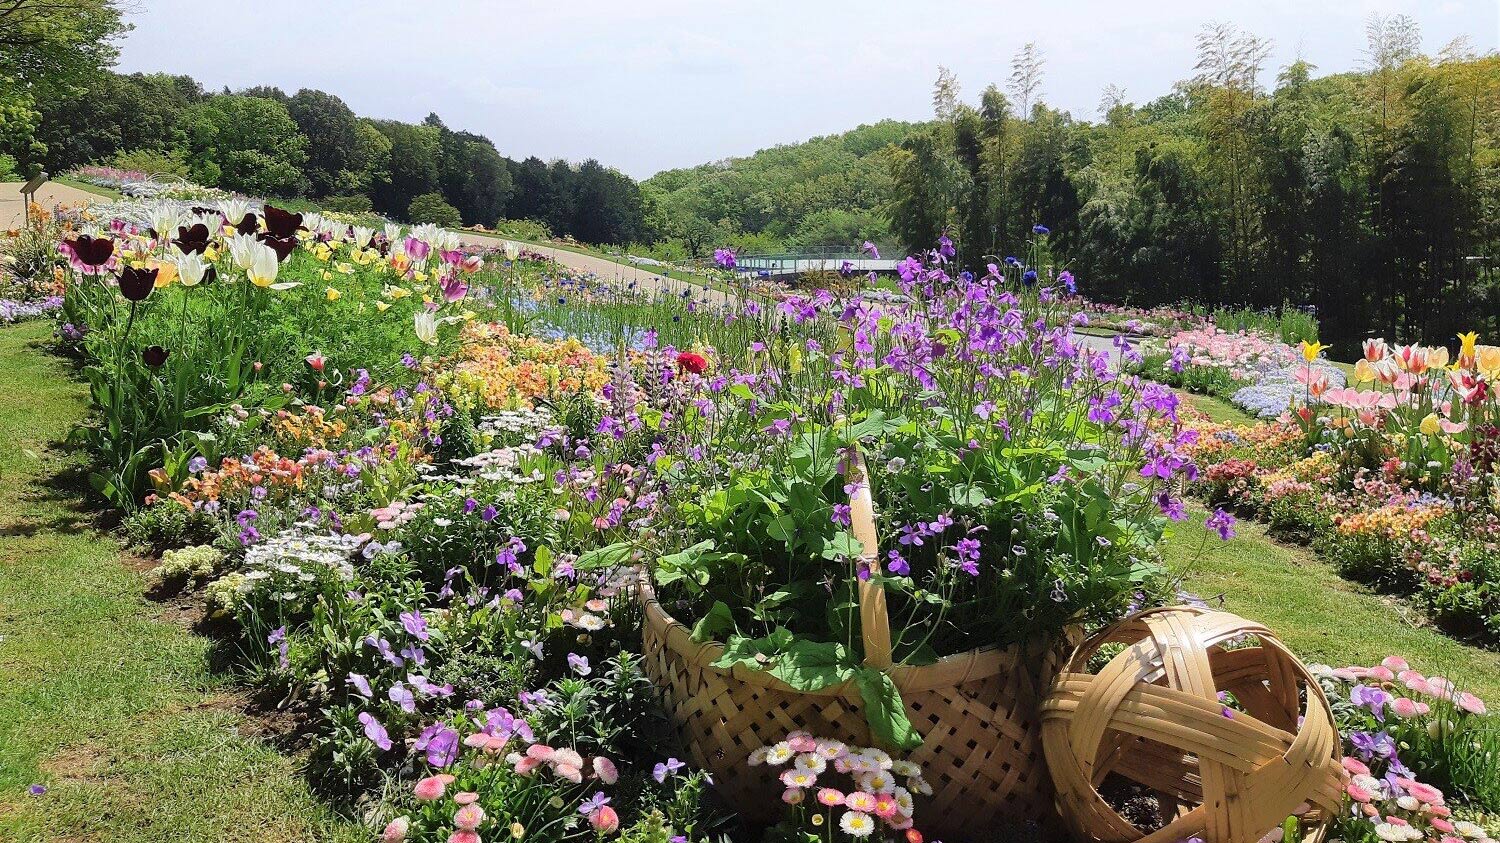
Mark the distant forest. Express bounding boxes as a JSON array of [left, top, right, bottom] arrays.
[[644, 20, 1499, 348], [5, 78, 647, 245]]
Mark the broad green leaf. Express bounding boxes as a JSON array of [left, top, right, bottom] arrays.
[[854, 667, 923, 750], [767, 640, 853, 691], [691, 601, 736, 643]]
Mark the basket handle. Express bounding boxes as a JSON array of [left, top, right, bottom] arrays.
[[846, 447, 894, 670]]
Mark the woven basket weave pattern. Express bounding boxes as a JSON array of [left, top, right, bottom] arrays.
[[640, 581, 1071, 838], [1041, 606, 1346, 843]]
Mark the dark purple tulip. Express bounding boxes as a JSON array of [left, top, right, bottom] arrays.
[[173, 223, 211, 254], [235, 212, 259, 235], [257, 233, 297, 262], [142, 345, 169, 368], [64, 234, 114, 267], [261, 205, 303, 238], [117, 266, 158, 301]]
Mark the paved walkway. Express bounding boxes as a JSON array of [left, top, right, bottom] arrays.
[[0, 181, 106, 229]]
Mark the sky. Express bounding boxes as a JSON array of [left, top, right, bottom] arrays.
[[115, 0, 1499, 180]]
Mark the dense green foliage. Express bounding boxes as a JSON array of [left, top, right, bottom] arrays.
[[8, 76, 646, 244], [0, 0, 129, 157], [643, 120, 918, 256], [887, 23, 1500, 350]]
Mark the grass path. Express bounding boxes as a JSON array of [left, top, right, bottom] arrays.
[[0, 320, 361, 843]]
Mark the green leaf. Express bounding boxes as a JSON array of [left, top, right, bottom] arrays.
[[821, 530, 865, 560], [690, 601, 735, 643], [575, 542, 633, 571], [854, 666, 923, 750], [712, 629, 793, 671], [768, 640, 853, 691]]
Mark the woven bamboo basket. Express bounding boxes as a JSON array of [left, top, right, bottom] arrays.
[[1040, 606, 1346, 843], [639, 452, 1071, 840]]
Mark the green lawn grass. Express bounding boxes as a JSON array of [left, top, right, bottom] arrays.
[[51, 176, 122, 200], [0, 320, 361, 843], [1165, 506, 1500, 702], [1179, 390, 1259, 426]]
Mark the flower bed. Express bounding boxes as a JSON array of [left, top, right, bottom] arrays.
[[1181, 337, 1500, 643], [30, 208, 1500, 842]]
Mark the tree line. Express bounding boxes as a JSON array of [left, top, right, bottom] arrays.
[[894, 22, 1499, 349], [0, 2, 645, 244]]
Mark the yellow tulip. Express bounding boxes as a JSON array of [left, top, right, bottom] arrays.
[[1459, 332, 1478, 358], [1419, 413, 1441, 436], [326, 287, 341, 301], [1426, 346, 1449, 370], [152, 261, 179, 288], [1301, 341, 1325, 362], [1477, 345, 1500, 378], [1353, 359, 1376, 384]]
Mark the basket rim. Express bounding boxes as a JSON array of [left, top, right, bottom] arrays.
[[638, 571, 1054, 696]]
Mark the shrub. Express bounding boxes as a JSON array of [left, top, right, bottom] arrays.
[[0, 153, 17, 181], [407, 192, 462, 228], [319, 194, 373, 214], [149, 544, 224, 589], [108, 148, 189, 178], [492, 218, 552, 241]]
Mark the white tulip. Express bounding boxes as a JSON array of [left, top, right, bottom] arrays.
[[351, 226, 374, 249], [219, 198, 251, 228], [176, 253, 209, 287], [503, 241, 520, 261], [149, 203, 185, 241], [249, 242, 280, 287], [228, 233, 260, 270], [414, 309, 439, 345], [383, 223, 403, 245]]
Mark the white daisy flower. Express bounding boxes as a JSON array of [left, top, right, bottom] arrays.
[[839, 812, 876, 837], [764, 742, 794, 766]]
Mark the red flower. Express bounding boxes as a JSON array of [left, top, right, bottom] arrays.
[[676, 352, 708, 375]]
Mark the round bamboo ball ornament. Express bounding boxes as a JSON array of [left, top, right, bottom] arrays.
[[1041, 606, 1347, 843]]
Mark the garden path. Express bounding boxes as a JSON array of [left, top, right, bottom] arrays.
[[0, 320, 362, 842], [0, 182, 105, 229]]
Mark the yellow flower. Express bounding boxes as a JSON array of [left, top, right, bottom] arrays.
[[413, 270, 428, 283], [1353, 359, 1376, 384], [1300, 340, 1325, 363], [1420, 413, 1441, 436], [321, 270, 332, 281], [376, 301, 391, 312], [335, 262, 355, 275], [313, 243, 332, 262], [152, 260, 179, 288], [326, 287, 341, 301], [1477, 345, 1500, 378], [1459, 331, 1478, 358], [204, 245, 219, 261], [386, 286, 410, 300], [1426, 346, 1449, 370]]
